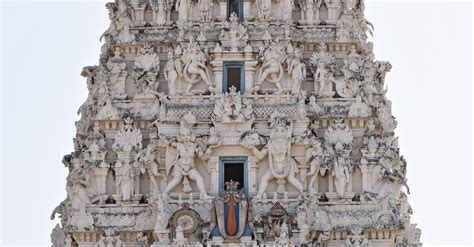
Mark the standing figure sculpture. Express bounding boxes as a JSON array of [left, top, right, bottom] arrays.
[[163, 113, 218, 200], [332, 156, 350, 198], [115, 157, 135, 201], [306, 139, 326, 194], [181, 39, 215, 94], [198, 0, 213, 21], [66, 157, 91, 214], [256, 0, 272, 20], [287, 48, 307, 94], [242, 113, 304, 199], [150, 0, 167, 26], [164, 48, 183, 96]]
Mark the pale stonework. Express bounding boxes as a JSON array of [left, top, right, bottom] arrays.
[[51, 0, 422, 246]]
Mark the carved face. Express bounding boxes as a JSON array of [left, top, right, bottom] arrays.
[[271, 126, 289, 140], [180, 131, 191, 143]]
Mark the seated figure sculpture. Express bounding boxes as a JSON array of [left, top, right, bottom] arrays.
[[242, 113, 304, 199]]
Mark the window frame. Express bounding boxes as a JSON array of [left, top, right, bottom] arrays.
[[226, 0, 244, 22], [219, 156, 248, 196], [223, 62, 245, 94]]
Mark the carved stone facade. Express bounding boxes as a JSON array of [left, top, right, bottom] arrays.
[[51, 0, 422, 246]]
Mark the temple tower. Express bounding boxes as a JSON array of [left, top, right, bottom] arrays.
[[50, 0, 422, 246]]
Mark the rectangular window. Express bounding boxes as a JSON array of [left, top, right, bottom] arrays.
[[223, 62, 245, 94], [219, 157, 248, 196], [227, 0, 243, 21]]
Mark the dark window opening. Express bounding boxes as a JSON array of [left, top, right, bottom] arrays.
[[223, 162, 244, 191], [227, 0, 243, 21], [223, 63, 245, 94]]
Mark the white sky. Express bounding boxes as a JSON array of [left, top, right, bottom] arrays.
[[0, 0, 472, 246]]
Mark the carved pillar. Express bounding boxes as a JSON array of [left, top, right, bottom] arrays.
[[210, 59, 224, 94], [94, 167, 109, 195], [243, 0, 254, 21], [295, 157, 308, 188], [248, 156, 258, 195], [244, 61, 258, 93], [359, 164, 371, 191], [325, 0, 342, 24], [209, 156, 220, 195], [217, 0, 228, 21], [133, 5, 146, 26]]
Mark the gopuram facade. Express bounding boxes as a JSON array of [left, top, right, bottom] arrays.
[[50, 0, 422, 246]]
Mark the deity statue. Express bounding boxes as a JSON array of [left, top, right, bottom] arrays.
[[305, 139, 326, 194], [287, 48, 307, 94], [150, 0, 168, 26], [150, 193, 169, 232], [219, 13, 249, 51], [133, 44, 161, 99], [280, 0, 294, 22], [106, 48, 128, 100], [163, 113, 218, 200], [198, 0, 213, 21], [112, 117, 143, 155], [172, 224, 190, 247], [256, 41, 286, 93], [175, 0, 188, 23], [332, 156, 350, 198], [115, 157, 134, 201], [103, 0, 136, 44], [256, 0, 272, 20], [243, 113, 304, 198], [66, 157, 92, 215], [135, 145, 160, 192], [310, 44, 336, 98], [181, 39, 215, 94], [164, 48, 183, 96]]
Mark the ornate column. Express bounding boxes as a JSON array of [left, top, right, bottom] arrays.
[[132, 4, 146, 26], [93, 166, 109, 195], [295, 157, 308, 188], [210, 57, 224, 94], [325, 0, 342, 24], [359, 164, 371, 191], [209, 156, 220, 195], [248, 156, 258, 195], [243, 0, 254, 21], [244, 60, 258, 93], [217, 0, 228, 21]]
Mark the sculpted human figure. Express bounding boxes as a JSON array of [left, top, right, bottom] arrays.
[[115, 157, 134, 201], [163, 114, 217, 200], [135, 145, 160, 192], [332, 156, 350, 198], [164, 49, 183, 96], [66, 157, 91, 214], [287, 48, 307, 94], [150, 0, 167, 26], [280, 0, 294, 21], [305, 139, 326, 194], [310, 44, 336, 97], [175, 0, 188, 23], [256, 41, 286, 93], [106, 48, 128, 100], [243, 113, 304, 199], [256, 0, 272, 20], [198, 0, 213, 21], [181, 39, 215, 94]]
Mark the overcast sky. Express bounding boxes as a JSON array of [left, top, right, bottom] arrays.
[[0, 0, 472, 246]]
